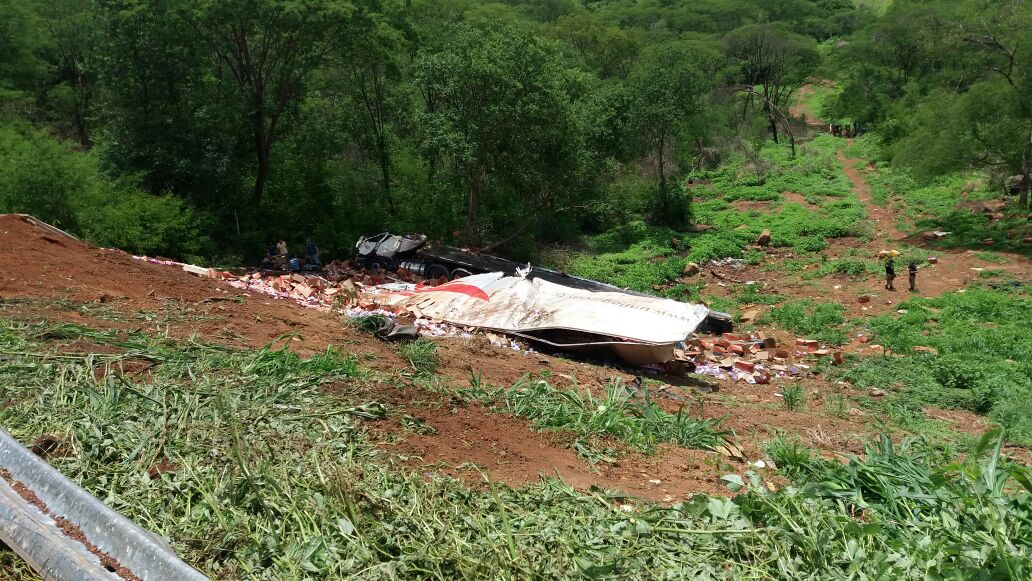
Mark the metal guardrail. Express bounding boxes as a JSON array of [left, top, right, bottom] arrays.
[[0, 429, 208, 580]]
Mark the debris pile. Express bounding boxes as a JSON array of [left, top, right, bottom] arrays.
[[132, 255, 532, 350], [133, 255, 838, 381], [672, 333, 844, 384]]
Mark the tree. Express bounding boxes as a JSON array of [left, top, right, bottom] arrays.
[[957, 0, 1032, 208], [725, 24, 817, 151], [547, 13, 638, 78], [415, 23, 585, 244], [38, 0, 97, 146], [196, 0, 353, 206], [626, 40, 716, 224], [335, 0, 409, 203], [95, 2, 246, 216], [880, 0, 1032, 209]]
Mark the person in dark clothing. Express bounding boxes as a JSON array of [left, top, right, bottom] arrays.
[[304, 238, 321, 269], [885, 258, 896, 290], [908, 261, 918, 292]]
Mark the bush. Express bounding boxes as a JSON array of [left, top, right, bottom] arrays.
[[762, 299, 847, 345], [0, 123, 210, 258], [838, 284, 1032, 445]]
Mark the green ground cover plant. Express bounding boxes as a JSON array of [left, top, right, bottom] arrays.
[[466, 375, 729, 460], [843, 134, 1032, 255], [0, 318, 1029, 579], [836, 284, 1032, 445], [760, 299, 848, 345], [567, 140, 868, 292]]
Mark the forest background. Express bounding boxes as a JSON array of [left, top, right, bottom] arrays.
[[1, 0, 1029, 264]]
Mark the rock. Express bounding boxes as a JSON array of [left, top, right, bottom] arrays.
[[871, 389, 886, 397], [683, 262, 700, 276], [755, 229, 772, 247], [927, 256, 939, 264], [858, 295, 871, 304], [740, 308, 762, 322]]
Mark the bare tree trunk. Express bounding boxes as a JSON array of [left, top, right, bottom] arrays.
[[466, 166, 482, 236], [253, 112, 270, 205], [1022, 126, 1032, 209], [769, 113, 780, 144], [378, 132, 393, 211], [657, 134, 668, 216]]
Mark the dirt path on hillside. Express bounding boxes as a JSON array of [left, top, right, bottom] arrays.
[[837, 147, 904, 243], [781, 87, 1032, 317]]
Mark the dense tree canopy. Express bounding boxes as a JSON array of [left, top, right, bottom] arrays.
[[0, 0, 1027, 263], [831, 0, 1032, 206]]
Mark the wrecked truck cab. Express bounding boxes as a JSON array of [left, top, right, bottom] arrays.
[[355, 233, 428, 272]]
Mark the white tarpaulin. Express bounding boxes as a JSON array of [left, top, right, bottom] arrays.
[[399, 272, 711, 365]]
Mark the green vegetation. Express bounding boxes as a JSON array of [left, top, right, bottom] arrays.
[[565, 138, 868, 293], [832, 0, 1032, 217], [780, 384, 806, 411], [837, 284, 1032, 445], [467, 375, 728, 460], [1, 318, 1029, 579], [0, 0, 874, 262], [761, 299, 848, 345], [4, 315, 1027, 577], [399, 338, 439, 375], [824, 393, 849, 418]]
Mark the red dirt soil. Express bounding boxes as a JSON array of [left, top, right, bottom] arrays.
[[1, 214, 746, 500], [0, 214, 1011, 501]]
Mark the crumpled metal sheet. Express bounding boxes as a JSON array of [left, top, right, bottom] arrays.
[[400, 272, 711, 364]]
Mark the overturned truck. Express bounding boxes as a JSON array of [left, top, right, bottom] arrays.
[[358, 234, 733, 363]]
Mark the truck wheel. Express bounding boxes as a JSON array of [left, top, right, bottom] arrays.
[[426, 264, 450, 280], [450, 268, 473, 280], [368, 258, 388, 274]]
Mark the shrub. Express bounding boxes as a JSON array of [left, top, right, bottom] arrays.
[[0, 122, 210, 258], [762, 299, 847, 345]]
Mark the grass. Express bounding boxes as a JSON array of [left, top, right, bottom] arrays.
[[780, 384, 806, 411], [467, 375, 729, 461], [0, 318, 1029, 578], [736, 282, 783, 306], [561, 138, 869, 294], [824, 393, 848, 418], [399, 338, 439, 375], [761, 299, 848, 345], [834, 283, 1032, 445], [975, 251, 1010, 264], [845, 133, 1032, 256]]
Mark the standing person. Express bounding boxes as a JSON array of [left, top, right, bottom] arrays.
[[885, 258, 896, 290], [304, 238, 321, 268], [908, 261, 918, 292]]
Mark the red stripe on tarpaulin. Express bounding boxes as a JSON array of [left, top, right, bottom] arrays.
[[413, 281, 491, 301]]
